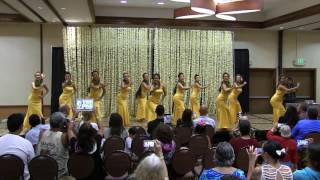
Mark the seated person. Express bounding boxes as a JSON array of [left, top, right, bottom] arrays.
[[293, 141, 320, 179], [230, 120, 258, 154], [25, 114, 50, 149], [147, 105, 165, 139], [0, 113, 35, 180], [154, 124, 176, 165], [292, 107, 320, 140], [125, 127, 137, 153], [267, 125, 298, 169], [104, 113, 128, 140], [194, 120, 212, 147], [78, 111, 99, 131], [176, 109, 194, 128], [297, 102, 307, 120], [193, 105, 215, 128]]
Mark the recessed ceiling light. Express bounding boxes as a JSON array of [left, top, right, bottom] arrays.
[[61, 7, 66, 10], [157, 1, 165, 5], [120, 0, 127, 4], [299, 27, 304, 30], [37, 6, 43, 10]]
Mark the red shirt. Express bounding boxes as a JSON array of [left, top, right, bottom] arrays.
[[230, 136, 258, 154], [266, 131, 298, 164]]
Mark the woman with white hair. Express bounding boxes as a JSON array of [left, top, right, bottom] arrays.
[[129, 140, 169, 180], [199, 142, 246, 180]]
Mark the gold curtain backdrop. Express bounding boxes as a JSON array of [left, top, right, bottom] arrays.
[[63, 26, 233, 118]]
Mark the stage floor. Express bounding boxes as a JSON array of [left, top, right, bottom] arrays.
[[0, 114, 273, 136]]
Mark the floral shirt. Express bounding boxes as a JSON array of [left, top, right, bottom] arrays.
[[199, 168, 246, 180]]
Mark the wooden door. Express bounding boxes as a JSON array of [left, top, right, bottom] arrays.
[[249, 69, 276, 114]]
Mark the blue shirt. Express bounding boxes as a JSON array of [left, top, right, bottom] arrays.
[[293, 167, 320, 180], [291, 119, 320, 140], [199, 168, 246, 180]]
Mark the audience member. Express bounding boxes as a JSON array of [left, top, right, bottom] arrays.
[[104, 113, 128, 139], [68, 122, 105, 180], [297, 102, 308, 120], [248, 141, 293, 180], [194, 121, 212, 147], [199, 142, 246, 180], [267, 125, 298, 169], [176, 109, 193, 128], [147, 105, 165, 138], [0, 113, 35, 180], [79, 111, 99, 131], [59, 104, 71, 118], [154, 124, 176, 164], [230, 120, 258, 154], [292, 107, 320, 140], [283, 77, 297, 104], [193, 105, 215, 128], [37, 112, 70, 178], [279, 105, 299, 128], [125, 126, 137, 152], [25, 114, 50, 148], [129, 140, 169, 180], [293, 141, 320, 179]]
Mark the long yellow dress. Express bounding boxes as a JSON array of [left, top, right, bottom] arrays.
[[216, 89, 232, 129], [59, 86, 75, 118], [190, 85, 201, 118], [117, 86, 131, 126], [23, 87, 44, 129], [146, 88, 164, 121], [228, 87, 243, 127], [88, 86, 103, 122], [270, 88, 286, 124], [172, 87, 185, 125], [135, 85, 149, 121]]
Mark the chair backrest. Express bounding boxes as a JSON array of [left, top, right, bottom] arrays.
[[189, 135, 209, 159], [235, 148, 249, 172], [0, 154, 24, 180], [172, 148, 196, 175], [305, 132, 320, 142], [29, 155, 58, 180], [203, 147, 215, 169], [205, 125, 215, 142], [131, 136, 146, 158], [104, 150, 131, 178], [135, 126, 147, 136], [103, 136, 125, 157], [175, 127, 192, 146], [68, 154, 95, 179]]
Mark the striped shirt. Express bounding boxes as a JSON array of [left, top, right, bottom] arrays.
[[261, 164, 293, 180]]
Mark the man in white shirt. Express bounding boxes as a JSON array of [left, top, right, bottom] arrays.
[[25, 114, 50, 148], [193, 105, 216, 128], [0, 113, 35, 180]]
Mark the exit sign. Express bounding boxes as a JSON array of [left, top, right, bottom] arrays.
[[294, 58, 305, 66]]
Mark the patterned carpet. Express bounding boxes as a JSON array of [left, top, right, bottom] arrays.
[[0, 114, 273, 136]]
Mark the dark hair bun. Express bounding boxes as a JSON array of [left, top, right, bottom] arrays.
[[263, 141, 286, 160]]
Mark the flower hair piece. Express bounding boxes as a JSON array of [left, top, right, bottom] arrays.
[[197, 120, 206, 127], [276, 148, 286, 156]]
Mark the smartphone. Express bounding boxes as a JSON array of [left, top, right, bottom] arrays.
[[297, 140, 309, 147], [143, 140, 155, 149], [76, 99, 94, 111], [256, 148, 263, 155], [164, 114, 171, 124]]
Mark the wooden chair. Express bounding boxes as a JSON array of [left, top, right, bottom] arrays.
[[104, 151, 131, 179], [103, 136, 125, 157], [172, 148, 196, 179], [235, 148, 249, 172], [203, 147, 215, 169], [29, 155, 58, 180], [131, 136, 147, 159], [305, 132, 320, 142], [175, 127, 193, 146], [189, 135, 209, 159], [68, 154, 95, 179], [0, 154, 24, 180], [205, 125, 215, 143]]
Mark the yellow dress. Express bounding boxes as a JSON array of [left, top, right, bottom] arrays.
[[270, 89, 286, 124], [172, 87, 185, 125], [216, 89, 232, 129], [117, 86, 131, 126], [59, 86, 75, 118], [190, 85, 201, 118], [146, 88, 164, 121], [23, 87, 44, 129], [228, 87, 243, 127], [88, 86, 103, 122], [135, 85, 149, 121]]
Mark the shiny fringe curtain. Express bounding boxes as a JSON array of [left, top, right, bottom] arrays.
[[154, 29, 233, 114], [63, 26, 233, 118]]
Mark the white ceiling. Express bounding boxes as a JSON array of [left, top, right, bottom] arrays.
[[0, 1, 16, 14]]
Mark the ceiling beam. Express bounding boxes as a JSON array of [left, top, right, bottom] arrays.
[[18, 0, 46, 23], [42, 0, 67, 25], [87, 0, 95, 23], [95, 16, 263, 29], [0, 13, 30, 22], [0, 0, 34, 22]]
